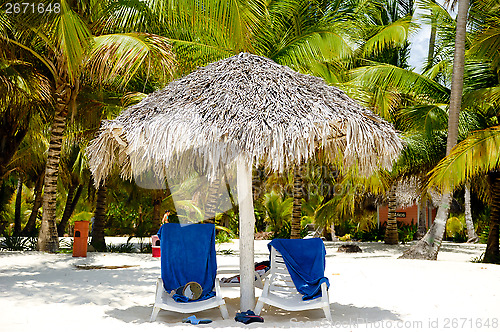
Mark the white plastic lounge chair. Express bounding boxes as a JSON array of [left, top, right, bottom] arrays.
[[150, 223, 229, 322], [150, 277, 229, 321], [254, 246, 332, 322], [217, 265, 268, 289]]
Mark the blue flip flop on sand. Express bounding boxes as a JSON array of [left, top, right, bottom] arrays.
[[182, 315, 212, 325]]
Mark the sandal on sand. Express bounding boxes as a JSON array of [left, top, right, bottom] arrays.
[[182, 315, 212, 325], [235, 310, 264, 324]]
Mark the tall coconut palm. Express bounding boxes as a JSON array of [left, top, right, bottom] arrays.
[[57, 142, 87, 236], [424, 0, 500, 262], [291, 163, 305, 238], [400, 0, 490, 259], [91, 183, 107, 252], [464, 182, 479, 242], [343, 0, 416, 244], [427, 127, 500, 262], [1, 0, 176, 252]]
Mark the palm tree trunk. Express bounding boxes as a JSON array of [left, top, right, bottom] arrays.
[[21, 173, 44, 236], [385, 184, 398, 244], [152, 189, 163, 231], [330, 224, 337, 241], [38, 82, 73, 252], [13, 176, 23, 236], [400, 193, 451, 260], [252, 164, 265, 202], [425, 12, 437, 71], [57, 184, 83, 236], [416, 198, 427, 240], [204, 178, 220, 223], [291, 163, 303, 239], [90, 184, 107, 252], [483, 173, 500, 263], [464, 182, 478, 243], [400, 0, 469, 260]]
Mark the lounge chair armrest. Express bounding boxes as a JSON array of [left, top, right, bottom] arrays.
[[217, 266, 240, 275], [320, 282, 329, 302], [214, 276, 223, 293]]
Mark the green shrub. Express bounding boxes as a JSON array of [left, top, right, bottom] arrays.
[[398, 223, 418, 244], [479, 225, 489, 244], [107, 242, 135, 253], [445, 216, 467, 243], [139, 242, 152, 253], [0, 235, 36, 251], [216, 230, 233, 244]]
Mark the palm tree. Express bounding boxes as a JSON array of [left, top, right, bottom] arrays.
[[91, 183, 107, 252], [0, 54, 51, 180], [401, 0, 496, 259], [423, 0, 500, 262], [1, 0, 176, 252], [57, 142, 87, 236], [343, 0, 416, 244], [426, 127, 500, 262], [262, 191, 293, 235]]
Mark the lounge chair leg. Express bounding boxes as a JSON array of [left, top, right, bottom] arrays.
[[323, 305, 333, 323], [150, 306, 160, 322], [220, 303, 230, 319], [254, 300, 264, 315]]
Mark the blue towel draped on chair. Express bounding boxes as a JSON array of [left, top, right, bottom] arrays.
[[157, 223, 217, 302], [268, 238, 329, 300]]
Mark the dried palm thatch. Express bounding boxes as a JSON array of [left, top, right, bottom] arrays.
[[87, 53, 403, 185]]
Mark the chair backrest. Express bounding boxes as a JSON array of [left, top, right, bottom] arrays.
[[266, 238, 329, 301], [268, 246, 300, 296], [158, 223, 217, 297]]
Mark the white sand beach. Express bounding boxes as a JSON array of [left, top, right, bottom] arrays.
[[1, 239, 499, 331]]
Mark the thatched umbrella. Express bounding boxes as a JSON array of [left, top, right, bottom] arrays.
[[87, 53, 403, 311]]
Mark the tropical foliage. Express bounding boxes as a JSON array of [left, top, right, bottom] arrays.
[[0, 0, 499, 263]]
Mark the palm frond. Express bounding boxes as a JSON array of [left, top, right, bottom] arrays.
[[350, 63, 450, 104], [427, 126, 500, 192], [468, 16, 500, 70], [362, 18, 412, 57], [85, 33, 176, 89], [421, 60, 451, 81], [55, 0, 92, 82], [397, 104, 449, 133], [462, 86, 500, 112]]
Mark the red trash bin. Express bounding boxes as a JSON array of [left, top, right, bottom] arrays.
[[73, 221, 89, 257]]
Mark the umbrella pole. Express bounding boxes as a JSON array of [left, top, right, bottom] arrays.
[[237, 156, 256, 312]]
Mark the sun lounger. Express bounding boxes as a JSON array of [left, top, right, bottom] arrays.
[[254, 238, 332, 322], [150, 223, 229, 321]]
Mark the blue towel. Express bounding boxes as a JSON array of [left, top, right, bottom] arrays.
[[157, 223, 217, 302], [268, 238, 329, 300]]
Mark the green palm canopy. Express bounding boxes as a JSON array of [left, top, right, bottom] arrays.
[[87, 53, 403, 184], [86, 53, 403, 312]]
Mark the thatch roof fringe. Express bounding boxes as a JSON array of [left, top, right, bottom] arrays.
[[87, 53, 403, 185]]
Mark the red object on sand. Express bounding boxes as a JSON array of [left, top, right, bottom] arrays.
[[152, 235, 161, 257], [73, 221, 89, 257]]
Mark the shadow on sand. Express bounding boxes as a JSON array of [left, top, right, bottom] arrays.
[[106, 297, 400, 328]]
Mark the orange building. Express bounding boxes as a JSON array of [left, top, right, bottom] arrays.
[[378, 204, 437, 228]]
